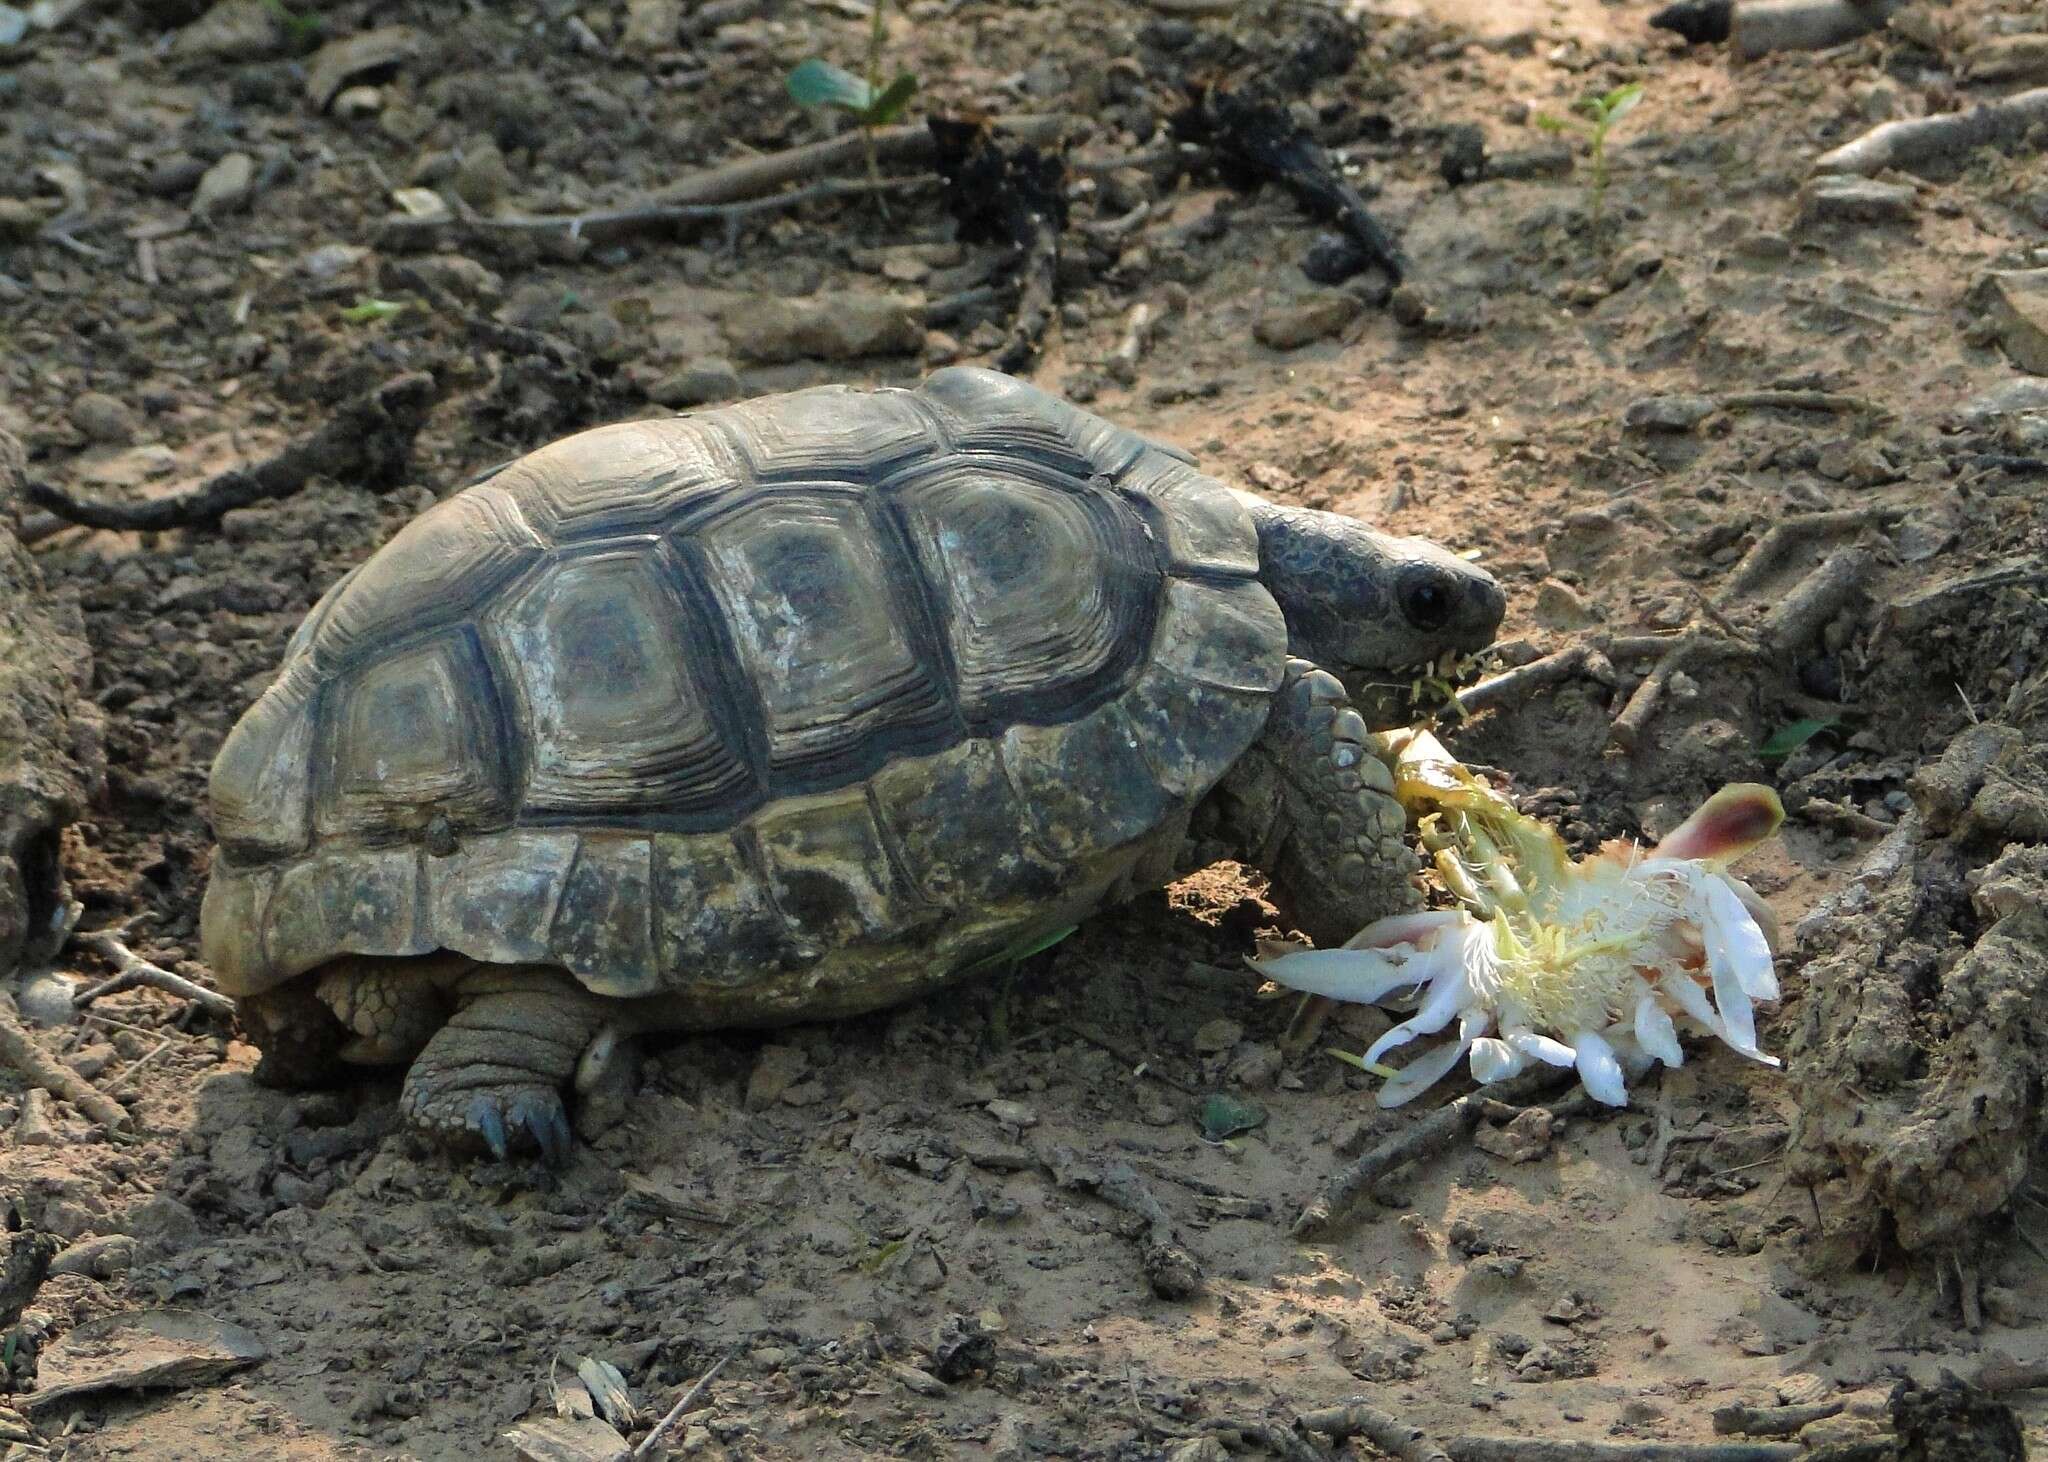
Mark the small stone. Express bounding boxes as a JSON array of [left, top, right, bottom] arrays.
[[15, 970, 79, 1026], [1604, 240, 1663, 290], [453, 140, 513, 213], [884, 1360, 947, 1397], [170, 0, 283, 63], [1533, 578, 1597, 631], [644, 357, 741, 408], [144, 153, 208, 199], [984, 1098, 1038, 1129], [301, 242, 368, 279], [1798, 176, 1916, 228], [304, 24, 418, 112], [963, 1140, 1034, 1171], [1623, 393, 1717, 433], [66, 1041, 116, 1080], [622, 0, 682, 49], [191, 152, 256, 217], [1191, 1017, 1244, 1055], [743, 1043, 807, 1111], [1620, 1398, 1665, 1424], [724, 294, 923, 363], [332, 85, 383, 119], [1473, 1107, 1554, 1163], [1225, 1042, 1283, 1088], [70, 391, 137, 446], [1253, 290, 1361, 350], [14, 1088, 60, 1145], [383, 252, 501, 306], [49, 1234, 137, 1280], [778, 1079, 826, 1108], [1976, 269, 2048, 376]]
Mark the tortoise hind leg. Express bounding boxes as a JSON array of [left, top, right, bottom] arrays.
[[399, 964, 609, 1164]]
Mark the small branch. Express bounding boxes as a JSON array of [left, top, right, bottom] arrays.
[[1456, 644, 1613, 715], [1292, 1068, 1575, 1238], [631, 1348, 737, 1461], [1448, 1440, 1802, 1461], [1610, 631, 1757, 751], [1097, 1159, 1205, 1299], [1298, 1398, 1453, 1462], [0, 993, 131, 1137], [1732, 0, 1901, 61], [27, 373, 435, 532], [1712, 1400, 1845, 1437], [1815, 86, 2048, 177], [1717, 389, 1886, 415], [1975, 1356, 2048, 1393], [1763, 547, 1875, 655], [1719, 507, 1899, 602], [72, 930, 235, 1020]]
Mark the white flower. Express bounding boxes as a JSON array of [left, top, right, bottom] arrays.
[[1251, 731, 1785, 1109]]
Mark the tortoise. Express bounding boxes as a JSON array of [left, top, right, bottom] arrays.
[[200, 368, 1504, 1160]]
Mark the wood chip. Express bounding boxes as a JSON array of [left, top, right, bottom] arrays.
[[22, 1309, 266, 1414]]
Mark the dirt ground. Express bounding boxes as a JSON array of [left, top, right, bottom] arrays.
[[5, 0, 2048, 1457]]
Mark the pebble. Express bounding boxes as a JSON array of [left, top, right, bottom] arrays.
[[1473, 1106, 1554, 1163], [66, 1041, 116, 1080], [70, 391, 139, 445], [1604, 239, 1663, 291], [16, 969, 79, 1026], [743, 1043, 807, 1111], [191, 151, 256, 216], [1253, 290, 1361, 350], [50, 1233, 137, 1279], [724, 294, 923, 363], [984, 1098, 1038, 1129], [1533, 578, 1597, 630], [644, 357, 741, 408], [383, 251, 501, 306], [144, 152, 208, 199], [453, 140, 513, 213], [1623, 393, 1717, 433], [1977, 269, 2048, 376], [1191, 1017, 1243, 1054], [622, 0, 682, 49], [170, 0, 283, 62], [1799, 176, 1916, 228]]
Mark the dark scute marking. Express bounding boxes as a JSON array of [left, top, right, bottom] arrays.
[[681, 488, 955, 792], [750, 792, 922, 948], [888, 457, 1163, 734], [307, 486, 544, 675], [999, 701, 1176, 862], [654, 831, 814, 984], [262, 846, 427, 982], [869, 739, 1063, 908], [498, 418, 739, 539], [550, 836, 657, 993], [1118, 662, 1274, 800], [316, 627, 514, 842], [491, 546, 753, 817], [709, 384, 939, 482]]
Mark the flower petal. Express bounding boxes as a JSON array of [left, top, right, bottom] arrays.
[[1505, 1029, 1577, 1067], [1702, 874, 1779, 1002], [1710, 956, 1759, 1054], [1572, 1028, 1628, 1107], [1343, 909, 1468, 950], [1648, 783, 1785, 865], [1634, 992, 1684, 1068], [1661, 969, 1725, 1037], [1248, 947, 1439, 1006], [1362, 958, 1473, 1066], [1378, 1037, 1473, 1108], [1468, 1037, 1526, 1084]]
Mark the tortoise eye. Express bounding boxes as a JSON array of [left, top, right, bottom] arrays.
[[1401, 575, 1454, 631]]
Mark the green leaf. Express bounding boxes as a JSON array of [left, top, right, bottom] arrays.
[[1601, 82, 1645, 122], [863, 71, 918, 125], [339, 297, 405, 324], [1199, 1093, 1268, 1142], [787, 57, 875, 113], [1532, 114, 1574, 136], [1759, 717, 1837, 761]]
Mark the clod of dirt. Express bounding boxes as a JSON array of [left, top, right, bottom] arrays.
[[0, 433, 102, 982], [21, 1309, 266, 1415], [1473, 1108, 1554, 1164], [503, 1415, 630, 1462], [929, 1314, 995, 1381], [1790, 726, 2048, 1261], [1891, 1375, 2025, 1462]]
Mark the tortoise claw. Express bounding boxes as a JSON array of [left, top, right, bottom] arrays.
[[508, 1090, 574, 1167], [469, 1095, 511, 1161]]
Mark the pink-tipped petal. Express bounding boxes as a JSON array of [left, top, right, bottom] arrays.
[[1648, 783, 1785, 865], [1249, 947, 1438, 1006], [1633, 992, 1684, 1068], [1572, 1029, 1629, 1107], [1468, 1037, 1526, 1084], [1702, 875, 1779, 1001], [1378, 1037, 1473, 1108]]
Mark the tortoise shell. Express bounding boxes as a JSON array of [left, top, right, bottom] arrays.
[[200, 369, 1288, 1014]]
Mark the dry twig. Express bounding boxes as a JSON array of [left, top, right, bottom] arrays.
[[631, 1348, 737, 1461], [28, 373, 435, 532], [1712, 1400, 1845, 1437], [1292, 1068, 1576, 1237], [0, 992, 131, 1136], [1447, 1440, 1801, 1461], [1298, 1398, 1453, 1462], [1815, 86, 2048, 176], [72, 929, 234, 1019]]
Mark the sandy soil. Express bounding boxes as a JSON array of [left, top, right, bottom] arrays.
[[5, 0, 2048, 1457]]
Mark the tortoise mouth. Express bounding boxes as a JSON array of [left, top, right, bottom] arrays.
[[1337, 647, 1494, 729]]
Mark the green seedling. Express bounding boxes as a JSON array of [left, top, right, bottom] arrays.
[[1759, 717, 1839, 762], [786, 1, 918, 211], [339, 297, 405, 325], [1536, 82, 1645, 232], [260, 0, 321, 48]]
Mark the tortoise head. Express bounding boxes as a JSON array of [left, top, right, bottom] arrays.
[[1240, 497, 1505, 721]]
